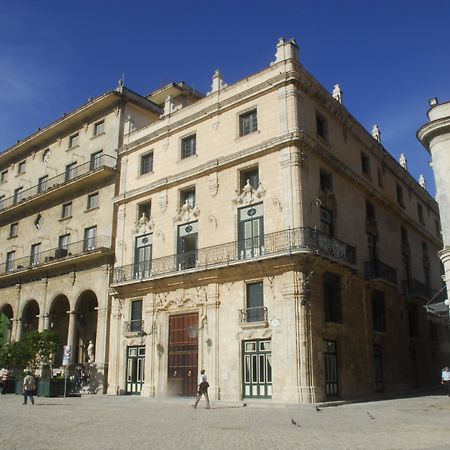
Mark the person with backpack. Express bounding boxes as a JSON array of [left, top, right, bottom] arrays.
[[23, 371, 36, 405]]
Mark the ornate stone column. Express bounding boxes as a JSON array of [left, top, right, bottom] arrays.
[[106, 293, 123, 395], [12, 318, 22, 342], [94, 304, 110, 394], [66, 310, 76, 362]]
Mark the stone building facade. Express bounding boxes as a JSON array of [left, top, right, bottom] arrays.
[[108, 39, 447, 403], [0, 86, 161, 390]]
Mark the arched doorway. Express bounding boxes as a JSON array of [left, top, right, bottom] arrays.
[[21, 300, 40, 337], [0, 304, 13, 347], [75, 291, 98, 364], [49, 295, 70, 367]]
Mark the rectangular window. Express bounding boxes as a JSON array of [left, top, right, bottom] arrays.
[[130, 300, 143, 332], [38, 175, 48, 193], [94, 120, 104, 136], [435, 219, 441, 238], [181, 134, 196, 159], [30, 243, 41, 266], [324, 340, 338, 396], [138, 201, 151, 220], [361, 152, 370, 177], [65, 162, 77, 181], [417, 203, 424, 225], [17, 160, 26, 174], [396, 183, 404, 208], [401, 226, 408, 246], [134, 234, 152, 279], [61, 202, 72, 219], [239, 109, 258, 137], [90, 150, 103, 170], [177, 221, 198, 270], [9, 222, 18, 238], [240, 166, 259, 190], [366, 201, 376, 223], [372, 290, 386, 332], [6, 251, 15, 272], [69, 133, 79, 148], [58, 234, 70, 250], [320, 170, 332, 192], [84, 226, 97, 251], [140, 152, 154, 174], [320, 207, 333, 236], [14, 187, 23, 205], [408, 303, 419, 338], [324, 273, 342, 323], [238, 203, 264, 259], [180, 188, 196, 208], [87, 192, 99, 210], [377, 167, 383, 188], [1, 170, 7, 183], [246, 282, 264, 322], [0, 195, 4, 210], [316, 112, 328, 140]]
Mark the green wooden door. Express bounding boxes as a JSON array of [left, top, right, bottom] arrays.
[[126, 346, 145, 394], [242, 339, 272, 398]]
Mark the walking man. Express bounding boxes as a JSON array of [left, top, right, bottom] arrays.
[[193, 369, 210, 409], [1, 368, 9, 394], [441, 366, 450, 396], [23, 371, 36, 405]]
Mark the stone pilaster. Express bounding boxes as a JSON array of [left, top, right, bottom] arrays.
[[106, 294, 123, 395]]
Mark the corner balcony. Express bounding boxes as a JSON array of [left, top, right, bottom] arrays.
[[0, 154, 116, 224], [112, 227, 356, 285], [0, 235, 112, 281], [402, 278, 431, 299], [364, 259, 397, 285]]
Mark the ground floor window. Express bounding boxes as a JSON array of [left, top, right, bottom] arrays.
[[126, 346, 145, 394], [242, 339, 272, 398], [324, 340, 339, 397]]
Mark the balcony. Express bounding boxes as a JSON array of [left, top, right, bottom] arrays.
[[0, 235, 112, 279], [0, 154, 116, 223], [364, 259, 397, 285], [402, 278, 431, 299], [113, 227, 357, 284], [238, 306, 268, 328], [123, 320, 144, 334]]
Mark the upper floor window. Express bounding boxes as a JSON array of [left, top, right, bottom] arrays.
[[408, 303, 419, 338], [30, 243, 41, 266], [6, 251, 15, 272], [90, 150, 103, 170], [246, 281, 265, 322], [140, 152, 154, 174], [84, 225, 97, 251], [93, 120, 105, 136], [58, 234, 70, 250], [14, 187, 23, 205], [180, 188, 196, 208], [320, 207, 334, 236], [366, 201, 376, 223], [320, 169, 332, 192], [240, 166, 259, 190], [361, 152, 371, 177], [181, 134, 196, 159], [315, 112, 328, 140], [377, 167, 383, 188], [323, 273, 342, 323], [396, 183, 404, 208], [0, 195, 5, 210], [42, 149, 50, 163], [238, 203, 264, 259], [1, 170, 7, 183], [38, 175, 48, 193], [61, 202, 72, 219], [401, 226, 408, 246], [417, 203, 424, 225], [239, 109, 258, 137], [9, 222, 18, 238], [17, 160, 26, 174], [138, 200, 151, 220], [372, 290, 386, 332], [130, 299, 143, 332], [87, 192, 99, 210], [435, 219, 441, 238], [65, 162, 77, 181], [69, 133, 79, 148]]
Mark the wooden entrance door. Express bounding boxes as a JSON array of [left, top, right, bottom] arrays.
[[168, 313, 198, 396]]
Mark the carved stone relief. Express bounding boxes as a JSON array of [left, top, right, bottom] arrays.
[[232, 180, 266, 206]]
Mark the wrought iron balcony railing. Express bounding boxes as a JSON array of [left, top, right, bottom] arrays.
[[364, 259, 397, 285], [238, 306, 268, 324], [113, 227, 357, 284], [402, 278, 431, 298], [0, 235, 112, 276], [123, 320, 144, 333], [0, 154, 116, 213]]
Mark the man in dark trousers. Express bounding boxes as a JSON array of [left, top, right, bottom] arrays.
[[193, 369, 210, 409], [442, 366, 450, 396]]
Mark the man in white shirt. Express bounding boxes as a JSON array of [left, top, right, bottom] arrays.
[[441, 366, 450, 396], [193, 369, 210, 409]]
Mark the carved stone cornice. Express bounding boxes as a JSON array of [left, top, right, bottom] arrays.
[[173, 201, 200, 223], [134, 214, 154, 235], [232, 180, 266, 206]]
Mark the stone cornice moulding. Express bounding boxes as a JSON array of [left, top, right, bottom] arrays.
[[417, 117, 450, 150]]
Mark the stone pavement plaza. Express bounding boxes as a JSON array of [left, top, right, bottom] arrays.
[[1, 392, 450, 450]]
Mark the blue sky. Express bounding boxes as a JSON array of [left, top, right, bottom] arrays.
[[1, 0, 449, 195]]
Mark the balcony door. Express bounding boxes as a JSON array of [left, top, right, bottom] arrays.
[[84, 226, 97, 251], [177, 222, 198, 270], [242, 339, 272, 398], [134, 234, 152, 279], [126, 346, 145, 394], [238, 203, 264, 259]]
